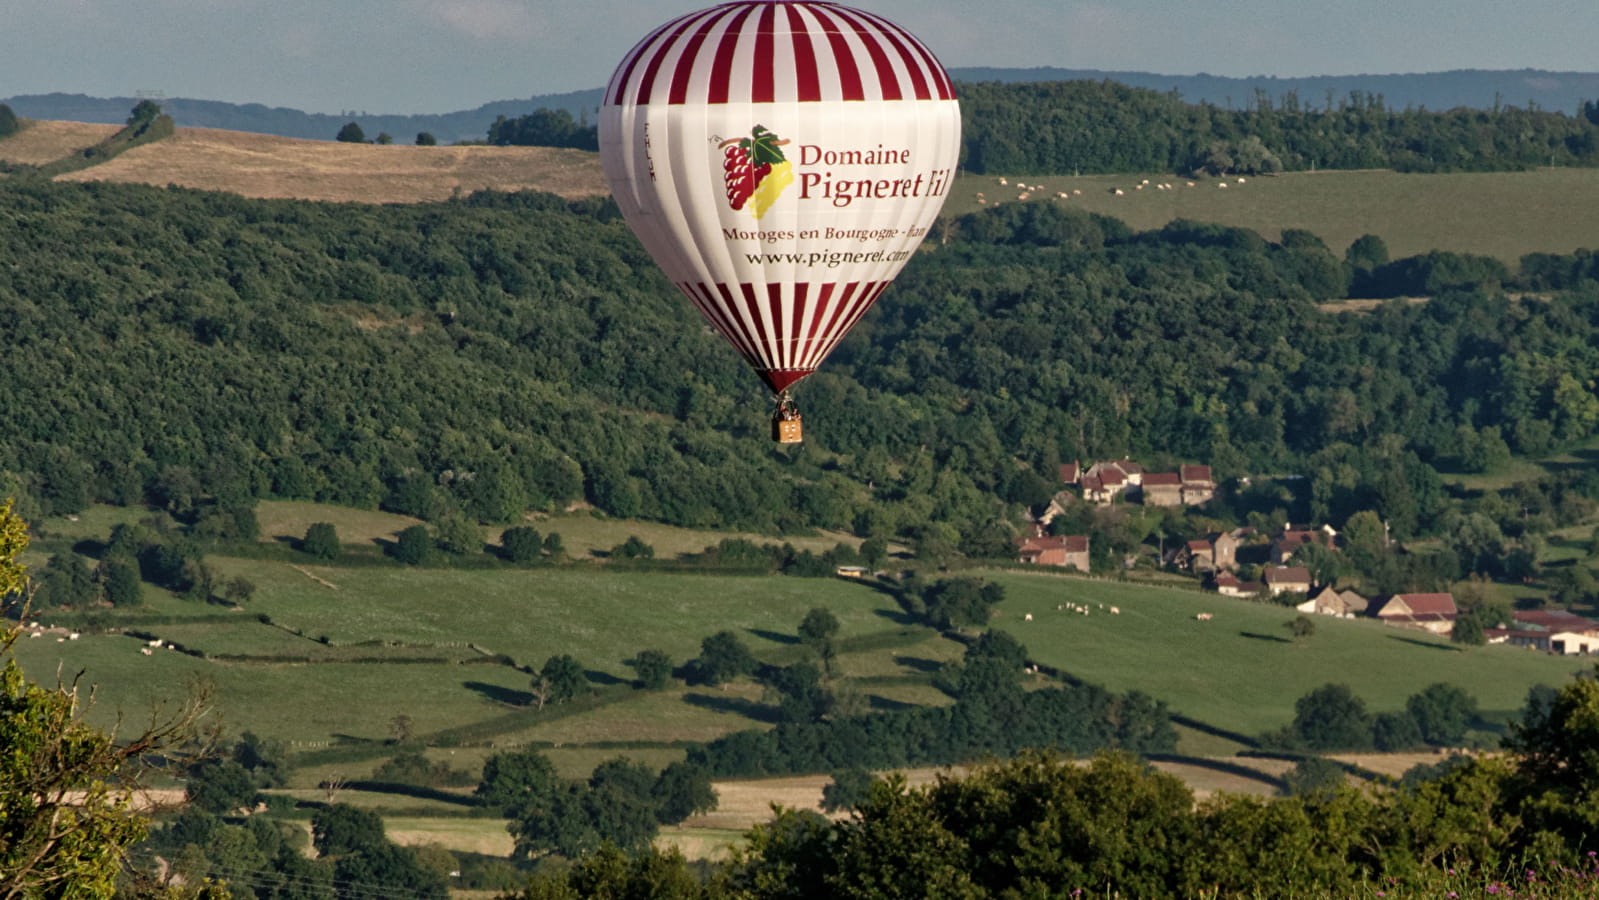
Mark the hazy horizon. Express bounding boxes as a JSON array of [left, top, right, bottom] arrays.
[[3, 0, 1596, 116]]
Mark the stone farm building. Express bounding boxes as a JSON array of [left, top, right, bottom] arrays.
[[1263, 565, 1312, 597], [1015, 534, 1090, 572], [1060, 458, 1213, 507], [1296, 586, 1369, 618], [1370, 592, 1458, 635]]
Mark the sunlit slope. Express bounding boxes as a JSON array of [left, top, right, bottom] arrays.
[[47, 125, 608, 203]]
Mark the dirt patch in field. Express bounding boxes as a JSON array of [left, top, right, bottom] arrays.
[[0, 120, 120, 166], [52, 126, 608, 203]]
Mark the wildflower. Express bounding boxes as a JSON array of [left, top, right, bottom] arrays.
[[1447, 894, 1458, 899]]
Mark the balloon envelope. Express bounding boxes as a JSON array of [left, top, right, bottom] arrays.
[[600, 1, 961, 394]]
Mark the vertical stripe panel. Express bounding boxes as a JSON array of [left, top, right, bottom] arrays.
[[706, 5, 756, 104], [785, 4, 823, 102], [807, 6, 866, 101], [633, 8, 720, 105], [751, 3, 777, 103], [669, 8, 731, 105], [838, 8, 931, 100], [827, 7, 903, 101]]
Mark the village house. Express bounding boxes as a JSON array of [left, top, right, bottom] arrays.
[[1180, 530, 1241, 573], [1058, 461, 1081, 485], [1141, 472, 1183, 507], [1370, 592, 1458, 635], [1263, 565, 1312, 597], [1271, 526, 1335, 564], [1015, 534, 1090, 572], [1180, 464, 1216, 504], [1295, 585, 1369, 618], [1211, 570, 1262, 598], [1072, 458, 1218, 507]]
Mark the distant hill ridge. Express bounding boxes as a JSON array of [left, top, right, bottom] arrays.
[[7, 68, 1596, 143]]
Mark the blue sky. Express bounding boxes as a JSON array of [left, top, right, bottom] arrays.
[[2, 0, 1595, 114]]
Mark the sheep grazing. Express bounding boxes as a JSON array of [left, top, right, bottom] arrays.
[[1112, 189, 1124, 196], [975, 192, 985, 198], [999, 178, 1008, 185], [1072, 189, 1082, 195], [1237, 177, 1246, 183], [1135, 184, 1143, 190], [140, 647, 153, 656], [1110, 606, 1121, 615], [1195, 612, 1214, 621], [68, 633, 80, 640], [1186, 182, 1196, 187], [148, 639, 163, 647], [1057, 192, 1067, 199], [1141, 179, 1150, 185], [1218, 182, 1228, 189], [28, 632, 40, 639], [1017, 193, 1029, 200], [1024, 613, 1034, 622]]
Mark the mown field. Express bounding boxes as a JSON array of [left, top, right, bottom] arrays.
[[983, 571, 1589, 736], [944, 167, 1599, 263]]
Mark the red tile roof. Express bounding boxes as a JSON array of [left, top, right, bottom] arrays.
[[1061, 535, 1089, 553], [1181, 464, 1213, 484], [1387, 593, 1458, 616], [1143, 472, 1182, 487], [1187, 540, 1211, 552], [1099, 468, 1126, 487], [1059, 462, 1080, 484]]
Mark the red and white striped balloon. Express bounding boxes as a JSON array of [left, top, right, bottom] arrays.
[[600, 1, 961, 394]]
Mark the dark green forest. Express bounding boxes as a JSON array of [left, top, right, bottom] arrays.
[[3, 180, 1599, 554], [487, 81, 1599, 174]]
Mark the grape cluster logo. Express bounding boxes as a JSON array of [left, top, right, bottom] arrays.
[[720, 125, 793, 219]]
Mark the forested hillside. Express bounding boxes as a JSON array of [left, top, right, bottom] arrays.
[[961, 81, 1599, 174], [485, 80, 1599, 174], [3, 180, 1599, 550]]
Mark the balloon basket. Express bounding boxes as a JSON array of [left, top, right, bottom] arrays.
[[772, 394, 803, 444]]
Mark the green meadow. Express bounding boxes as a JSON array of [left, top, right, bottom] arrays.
[[983, 571, 1589, 735], [946, 167, 1599, 263]]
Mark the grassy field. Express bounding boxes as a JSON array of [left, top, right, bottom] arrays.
[[205, 559, 899, 676], [984, 570, 1590, 736], [944, 167, 1599, 263]]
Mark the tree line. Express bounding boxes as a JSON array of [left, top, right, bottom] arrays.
[[505, 666, 1599, 899], [485, 81, 1599, 174]]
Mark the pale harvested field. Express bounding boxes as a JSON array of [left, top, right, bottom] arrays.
[[1330, 750, 1480, 778], [53, 126, 608, 203], [0, 120, 119, 165]]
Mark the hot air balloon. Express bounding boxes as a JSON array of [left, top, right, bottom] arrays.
[[599, 1, 961, 442]]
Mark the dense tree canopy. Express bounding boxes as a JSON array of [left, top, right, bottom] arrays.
[[3, 180, 1599, 565]]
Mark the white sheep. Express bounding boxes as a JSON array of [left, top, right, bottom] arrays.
[[1142, 179, 1150, 184], [1218, 182, 1228, 189], [28, 632, 40, 639], [999, 178, 1008, 185], [68, 633, 79, 640], [141, 648, 152, 656], [1072, 189, 1082, 195], [1135, 184, 1144, 190], [148, 639, 162, 647], [1018, 193, 1029, 200], [1187, 182, 1196, 187], [1110, 606, 1121, 615], [1237, 177, 1246, 183], [1113, 189, 1124, 196]]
